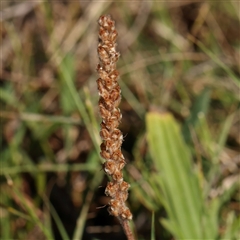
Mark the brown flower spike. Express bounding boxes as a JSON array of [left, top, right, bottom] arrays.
[[97, 15, 134, 240]]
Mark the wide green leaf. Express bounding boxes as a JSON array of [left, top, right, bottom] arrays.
[[146, 111, 218, 239]]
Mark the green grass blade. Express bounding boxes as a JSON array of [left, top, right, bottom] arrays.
[[214, 113, 235, 162], [72, 171, 104, 240], [58, 54, 100, 152], [1, 163, 96, 175], [222, 212, 240, 240], [146, 112, 204, 239], [188, 35, 240, 87], [182, 88, 211, 143], [47, 198, 70, 240], [12, 187, 54, 239], [151, 211, 155, 240]]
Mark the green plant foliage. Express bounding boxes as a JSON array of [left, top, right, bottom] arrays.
[[182, 88, 211, 143], [146, 112, 219, 239], [1, 1, 239, 239]]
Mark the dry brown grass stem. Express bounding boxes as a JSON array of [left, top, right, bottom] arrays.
[[96, 15, 134, 240]]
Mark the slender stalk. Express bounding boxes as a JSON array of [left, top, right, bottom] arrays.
[[96, 15, 134, 240], [120, 219, 135, 240]]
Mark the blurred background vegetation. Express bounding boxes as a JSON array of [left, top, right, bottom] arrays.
[[1, 1, 239, 240]]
